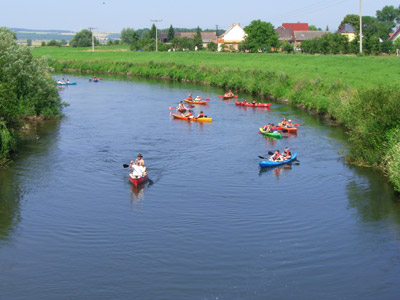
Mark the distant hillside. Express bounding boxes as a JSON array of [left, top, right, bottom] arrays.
[[10, 28, 75, 33]]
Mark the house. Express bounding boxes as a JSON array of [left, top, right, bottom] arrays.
[[338, 23, 357, 41], [294, 31, 329, 46], [281, 22, 309, 40], [275, 27, 293, 42], [389, 27, 400, 41], [215, 23, 246, 51]]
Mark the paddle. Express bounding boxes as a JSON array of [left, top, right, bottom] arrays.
[[123, 164, 130, 168], [205, 98, 210, 101], [169, 106, 175, 109], [258, 151, 274, 159]]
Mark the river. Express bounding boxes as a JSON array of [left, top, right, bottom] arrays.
[[1, 74, 399, 300]]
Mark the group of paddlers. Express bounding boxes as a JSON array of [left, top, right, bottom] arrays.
[[270, 147, 292, 161]]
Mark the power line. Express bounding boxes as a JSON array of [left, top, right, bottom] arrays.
[[269, 0, 348, 24]]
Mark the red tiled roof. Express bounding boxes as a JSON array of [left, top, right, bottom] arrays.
[[282, 23, 309, 32]]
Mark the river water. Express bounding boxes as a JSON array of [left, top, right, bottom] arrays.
[[1, 74, 399, 300]]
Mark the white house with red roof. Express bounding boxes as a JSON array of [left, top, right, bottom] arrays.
[[215, 23, 246, 51]]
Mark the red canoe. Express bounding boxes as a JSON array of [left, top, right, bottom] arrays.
[[235, 102, 271, 107], [129, 174, 148, 187]]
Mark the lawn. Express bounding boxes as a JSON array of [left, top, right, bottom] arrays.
[[32, 45, 400, 89]]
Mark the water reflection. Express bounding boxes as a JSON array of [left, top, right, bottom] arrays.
[[0, 119, 61, 241], [0, 168, 22, 241], [129, 179, 154, 204], [346, 164, 400, 224]]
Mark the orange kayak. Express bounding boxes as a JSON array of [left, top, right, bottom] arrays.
[[184, 99, 207, 105], [171, 113, 212, 122], [277, 123, 298, 133]]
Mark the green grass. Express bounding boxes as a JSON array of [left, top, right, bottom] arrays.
[[32, 45, 400, 89]]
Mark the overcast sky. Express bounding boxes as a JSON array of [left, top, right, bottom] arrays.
[[1, 0, 399, 32]]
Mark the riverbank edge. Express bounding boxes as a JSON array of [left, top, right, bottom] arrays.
[[48, 58, 400, 193]]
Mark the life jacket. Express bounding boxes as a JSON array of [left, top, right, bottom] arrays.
[[287, 122, 293, 127], [283, 150, 291, 157], [273, 153, 280, 160], [199, 112, 204, 117], [282, 120, 287, 126]]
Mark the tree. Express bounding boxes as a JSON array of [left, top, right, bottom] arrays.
[[281, 41, 293, 53], [41, 41, 46, 47], [26, 39, 32, 46], [120, 28, 139, 45], [243, 19, 279, 52], [171, 37, 194, 51], [309, 25, 322, 31], [207, 41, 217, 51], [338, 14, 360, 31], [47, 40, 58, 46], [70, 29, 98, 47], [167, 25, 175, 42], [149, 24, 156, 39], [193, 26, 203, 50], [0, 27, 63, 161], [376, 5, 400, 31]]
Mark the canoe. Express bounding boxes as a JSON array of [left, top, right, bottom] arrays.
[[277, 123, 298, 133], [57, 82, 77, 85], [172, 113, 212, 122], [259, 128, 282, 138], [223, 95, 235, 100], [129, 174, 148, 187], [184, 99, 207, 105], [93, 79, 99, 82], [235, 102, 271, 107], [259, 153, 298, 168]]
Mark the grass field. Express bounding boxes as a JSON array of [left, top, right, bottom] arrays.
[[32, 45, 400, 89]]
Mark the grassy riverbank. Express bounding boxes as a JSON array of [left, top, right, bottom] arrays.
[[32, 46, 400, 192]]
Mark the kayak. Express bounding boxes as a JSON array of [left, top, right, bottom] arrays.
[[278, 123, 298, 133], [184, 99, 207, 105], [223, 95, 235, 100], [129, 173, 148, 187], [259, 128, 282, 138], [259, 153, 298, 168], [57, 82, 77, 85], [172, 113, 212, 122], [235, 102, 271, 107]]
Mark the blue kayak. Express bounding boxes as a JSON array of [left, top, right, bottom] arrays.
[[57, 82, 77, 85], [259, 153, 298, 168]]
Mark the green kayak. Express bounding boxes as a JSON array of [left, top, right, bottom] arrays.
[[259, 128, 282, 138]]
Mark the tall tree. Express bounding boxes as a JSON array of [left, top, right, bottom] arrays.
[[70, 29, 98, 47], [120, 28, 139, 44], [243, 20, 278, 52], [167, 25, 175, 42], [149, 24, 156, 39], [193, 26, 203, 50]]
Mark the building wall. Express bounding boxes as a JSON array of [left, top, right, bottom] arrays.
[[341, 32, 356, 42]]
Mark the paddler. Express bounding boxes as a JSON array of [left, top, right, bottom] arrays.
[[282, 147, 292, 159], [177, 101, 188, 113], [286, 120, 293, 128], [252, 99, 257, 105], [270, 150, 283, 162], [194, 96, 201, 102], [187, 93, 193, 100], [263, 123, 272, 132], [196, 111, 205, 118], [129, 154, 147, 177], [281, 117, 288, 126]]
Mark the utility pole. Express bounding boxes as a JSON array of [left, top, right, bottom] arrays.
[[359, 0, 362, 54], [216, 25, 219, 50], [150, 19, 162, 52], [89, 27, 97, 52]]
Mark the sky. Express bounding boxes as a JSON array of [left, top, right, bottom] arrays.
[[1, 0, 399, 33]]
